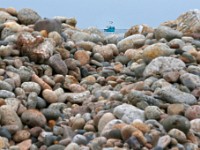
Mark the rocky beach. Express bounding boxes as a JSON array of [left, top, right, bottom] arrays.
[[0, 7, 200, 150]]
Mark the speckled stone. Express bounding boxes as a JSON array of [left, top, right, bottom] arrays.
[[144, 106, 163, 120], [113, 104, 145, 123], [0, 105, 23, 130], [161, 115, 190, 133], [167, 104, 186, 115], [21, 109, 47, 127], [185, 105, 200, 120], [72, 118, 86, 130], [13, 130, 31, 143], [168, 129, 187, 143]]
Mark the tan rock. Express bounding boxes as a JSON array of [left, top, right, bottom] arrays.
[[17, 139, 32, 150], [74, 50, 90, 65], [42, 89, 58, 103]]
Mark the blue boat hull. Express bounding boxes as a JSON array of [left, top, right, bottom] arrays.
[[104, 26, 115, 32]]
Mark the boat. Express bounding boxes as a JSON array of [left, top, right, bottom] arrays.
[[104, 21, 115, 32]]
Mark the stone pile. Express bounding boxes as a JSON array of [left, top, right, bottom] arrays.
[[0, 7, 200, 150]]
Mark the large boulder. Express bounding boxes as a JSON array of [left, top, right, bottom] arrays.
[[17, 8, 41, 25]]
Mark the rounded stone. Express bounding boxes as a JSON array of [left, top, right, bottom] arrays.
[[161, 115, 190, 133], [185, 105, 200, 120], [48, 31, 62, 46], [64, 143, 80, 150], [0, 127, 11, 140], [167, 104, 185, 115], [42, 89, 58, 103], [13, 130, 31, 143], [21, 82, 41, 95], [42, 108, 61, 120], [145, 106, 163, 120], [17, 8, 41, 25], [21, 109, 47, 127], [168, 129, 187, 143], [72, 134, 88, 145], [142, 43, 174, 63], [190, 119, 200, 132], [72, 118, 86, 130], [74, 50, 90, 66], [0, 105, 23, 130], [98, 112, 116, 133], [47, 144, 65, 150]]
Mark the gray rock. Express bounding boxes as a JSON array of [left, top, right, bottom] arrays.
[[0, 105, 23, 130], [154, 26, 182, 41], [49, 54, 68, 75], [0, 90, 15, 98], [34, 18, 62, 33], [100, 119, 124, 137], [168, 38, 185, 49], [142, 43, 174, 63], [59, 91, 90, 103], [127, 90, 162, 106], [143, 56, 185, 77], [187, 65, 200, 76], [71, 31, 91, 42], [21, 82, 41, 95], [113, 103, 145, 123], [117, 34, 145, 52], [1, 28, 16, 40], [105, 34, 123, 44], [72, 134, 88, 145], [0, 81, 13, 91], [161, 115, 190, 133], [47, 144, 65, 150], [0, 127, 11, 140], [17, 8, 41, 25], [180, 73, 200, 90], [145, 106, 163, 120], [156, 86, 197, 105], [42, 108, 61, 120], [64, 143, 80, 150], [27, 92, 38, 109]]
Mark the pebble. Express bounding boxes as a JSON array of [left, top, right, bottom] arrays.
[[113, 104, 145, 123], [21, 82, 41, 94], [161, 115, 191, 133], [47, 144, 65, 150], [0, 127, 11, 140], [42, 108, 61, 120], [42, 89, 58, 103], [13, 130, 31, 143], [184, 105, 200, 120], [21, 109, 47, 127], [64, 143, 80, 150], [156, 86, 197, 105], [144, 106, 163, 120], [168, 129, 187, 143], [167, 104, 185, 115], [72, 118, 86, 130], [0, 105, 23, 130], [72, 134, 88, 145], [98, 112, 116, 133], [142, 43, 174, 63]]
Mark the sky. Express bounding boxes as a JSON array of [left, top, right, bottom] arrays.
[[1, 0, 200, 29]]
